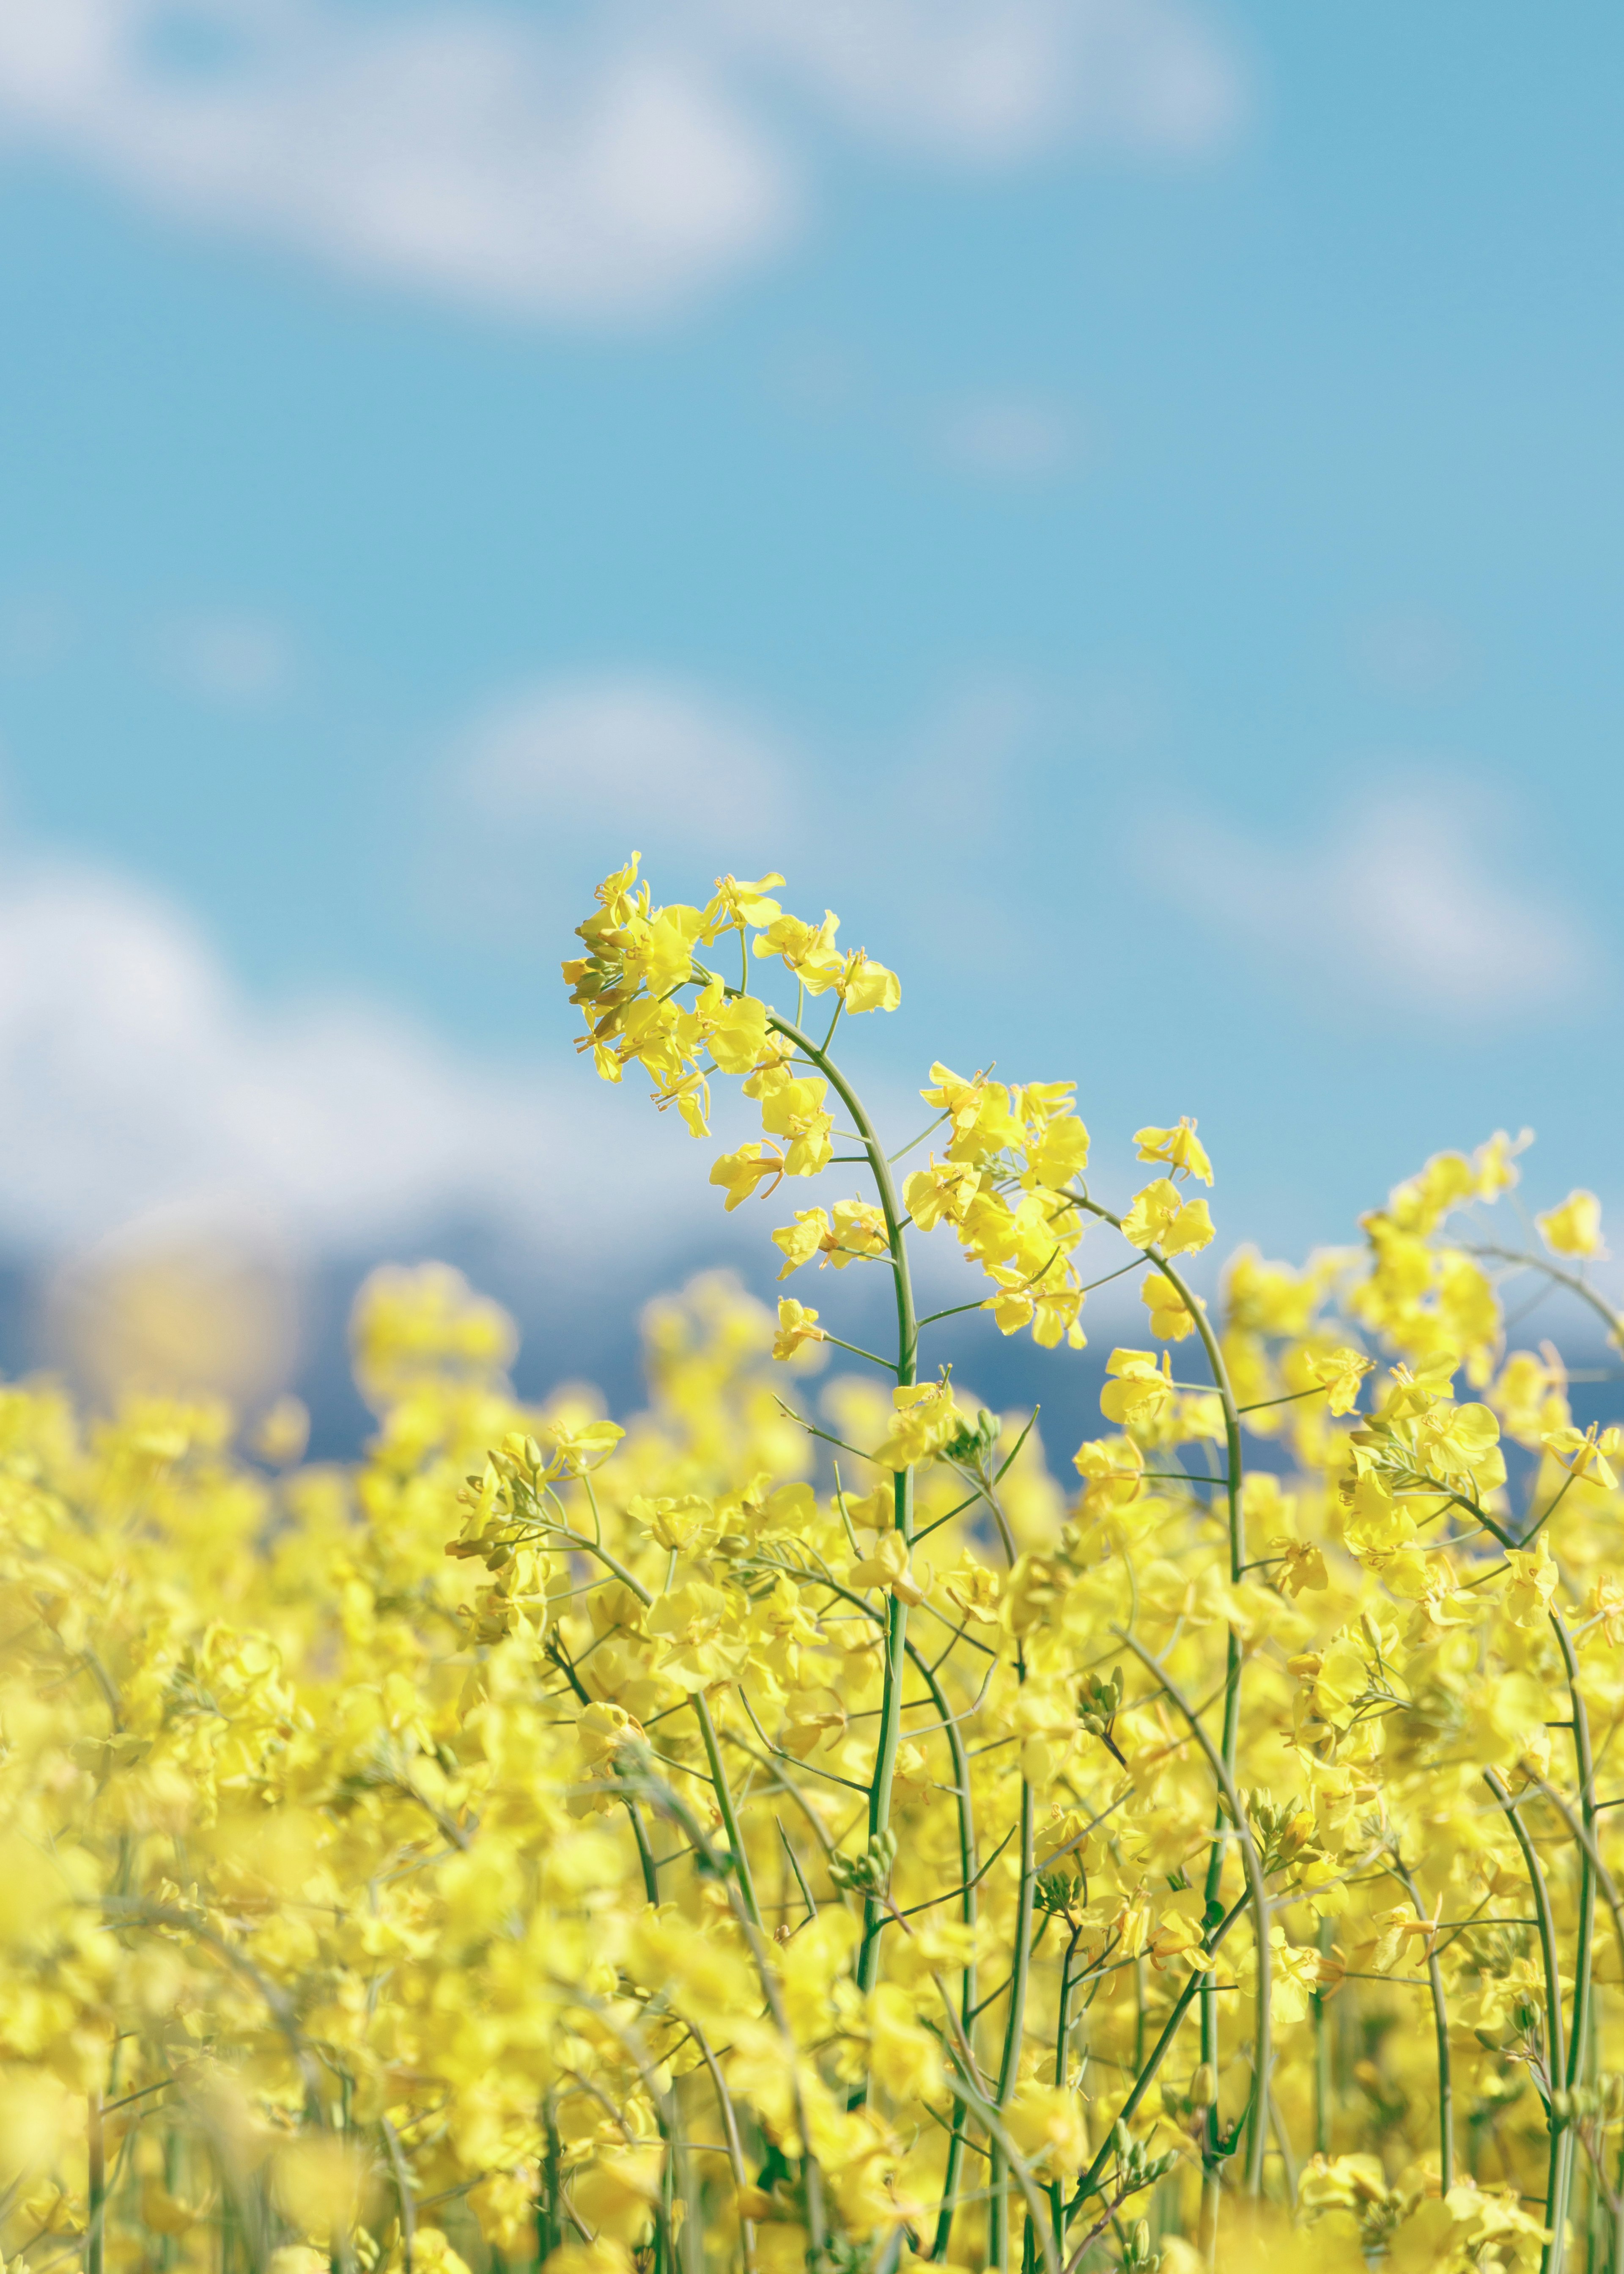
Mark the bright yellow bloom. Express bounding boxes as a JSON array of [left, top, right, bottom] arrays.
[[1134, 1117, 1213, 1184], [1542, 1422, 1621, 1491], [772, 1297, 827, 1359], [704, 870, 786, 933], [1298, 1344, 1374, 1415], [1140, 1272, 1196, 1341], [848, 1527, 926, 1606], [1539, 1188, 1605, 1257], [1120, 1178, 1215, 1255], [752, 908, 846, 993], [1099, 1348, 1174, 1431], [710, 1141, 784, 1210], [838, 950, 902, 1014]]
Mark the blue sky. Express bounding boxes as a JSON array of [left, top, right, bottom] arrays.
[[0, 0, 1618, 1396]]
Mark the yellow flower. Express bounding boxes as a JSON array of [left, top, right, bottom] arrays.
[[704, 870, 786, 933], [1120, 1178, 1215, 1255], [1004, 2082, 1089, 2177], [838, 950, 902, 1014], [871, 1379, 966, 1469], [773, 1297, 827, 1359], [1021, 1109, 1090, 1190], [1473, 1125, 1531, 1198], [1503, 1534, 1560, 1628], [902, 1154, 980, 1230], [710, 1141, 784, 1211], [1299, 1344, 1374, 1415], [848, 1528, 927, 1607], [772, 1208, 832, 1277], [944, 1556, 1001, 1623], [1140, 1272, 1196, 1341], [1542, 1422, 1620, 1492], [1273, 1538, 1328, 1596], [752, 909, 846, 993], [628, 1493, 724, 1553], [1099, 1348, 1174, 1431], [1538, 1188, 1605, 1258], [1133, 1117, 1213, 1184], [866, 1983, 942, 2099]]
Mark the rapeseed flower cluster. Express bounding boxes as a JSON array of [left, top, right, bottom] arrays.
[[4, 855, 1621, 2274]]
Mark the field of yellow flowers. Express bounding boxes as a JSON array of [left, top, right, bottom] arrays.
[[4, 853, 1623, 2274]]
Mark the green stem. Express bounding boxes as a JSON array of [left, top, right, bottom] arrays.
[[685, 2017, 760, 2274], [1049, 1931, 1081, 2254], [1485, 1769, 1568, 2274], [1553, 1618, 1598, 2094], [914, 1643, 980, 2263], [1312, 1914, 1334, 2157], [692, 1692, 764, 1931], [1466, 1242, 1624, 1349], [1070, 1894, 1249, 2205], [87, 2089, 105, 2274], [988, 1777, 1037, 2270], [1392, 1854, 1454, 2189], [761, 1010, 919, 2001], [1114, 1631, 1271, 2197], [1074, 1196, 1248, 2231], [1552, 1618, 1597, 2272]]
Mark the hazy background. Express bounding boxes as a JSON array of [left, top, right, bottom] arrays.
[[0, 1, 1619, 1445]]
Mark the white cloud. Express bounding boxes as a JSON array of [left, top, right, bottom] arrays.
[[458, 673, 798, 853], [0, 857, 697, 1255], [159, 609, 295, 704], [718, 0, 1245, 163], [934, 394, 1084, 480], [0, 0, 800, 321], [0, 0, 1245, 322], [1163, 796, 1594, 1019]]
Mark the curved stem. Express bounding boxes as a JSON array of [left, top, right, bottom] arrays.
[[1070, 1895, 1249, 2205], [988, 1777, 1037, 2271], [936, 1992, 1061, 2274], [1113, 1631, 1271, 2197], [1553, 1617, 1599, 2093], [1552, 1618, 1597, 2271], [692, 1692, 765, 1931], [1391, 1853, 1454, 2189], [1078, 1200, 1250, 2227], [685, 2017, 759, 2274], [1048, 1929, 1081, 2254], [1522, 1769, 1624, 1982], [380, 2119, 417, 2274], [535, 1518, 761, 1923], [1466, 1242, 1624, 1350], [759, 1009, 920, 2002], [1485, 1769, 1568, 2274]]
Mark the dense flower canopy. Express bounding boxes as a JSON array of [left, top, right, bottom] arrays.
[[3, 854, 1621, 2274]]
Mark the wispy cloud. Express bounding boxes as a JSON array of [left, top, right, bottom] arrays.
[[0, 0, 1245, 323], [1161, 791, 1597, 1019], [158, 609, 296, 705], [0, 857, 698, 1255], [933, 394, 1086, 481], [720, 0, 1244, 163], [460, 675, 797, 852]]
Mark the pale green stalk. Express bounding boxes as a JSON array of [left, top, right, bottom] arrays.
[[87, 2088, 105, 2274], [1073, 1196, 1252, 2223], [1392, 1854, 1454, 2188], [1485, 1770, 1568, 2274], [1553, 1616, 1598, 2270], [1114, 1632, 1271, 2197], [988, 1777, 1037, 2271], [758, 1009, 919, 1999], [538, 1516, 766, 1927]]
